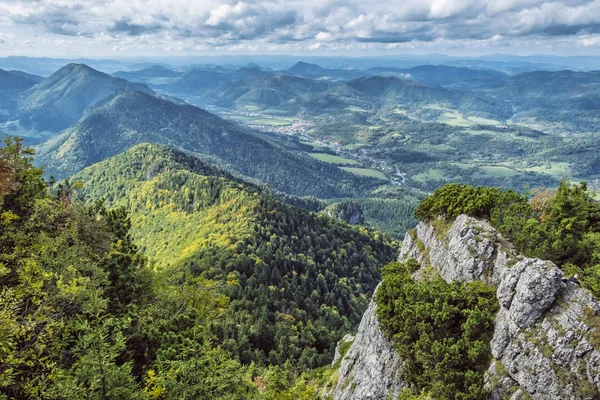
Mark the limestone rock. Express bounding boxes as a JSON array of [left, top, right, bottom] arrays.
[[338, 215, 600, 400], [332, 334, 355, 367], [333, 284, 408, 400], [490, 279, 600, 399], [398, 214, 515, 285]]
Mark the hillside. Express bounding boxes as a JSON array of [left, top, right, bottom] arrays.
[[333, 183, 600, 400], [0, 68, 37, 90], [36, 90, 379, 198], [72, 143, 398, 368], [18, 63, 153, 132], [160, 67, 231, 94], [7, 70, 44, 83], [0, 69, 37, 122], [1, 138, 397, 398]]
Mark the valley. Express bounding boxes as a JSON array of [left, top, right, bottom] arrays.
[[1, 53, 600, 400]]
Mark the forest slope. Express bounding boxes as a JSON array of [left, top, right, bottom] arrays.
[[72, 143, 398, 369]]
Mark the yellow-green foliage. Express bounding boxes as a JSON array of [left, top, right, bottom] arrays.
[[74, 143, 398, 370]]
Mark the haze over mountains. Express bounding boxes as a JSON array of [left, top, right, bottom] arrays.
[[0, 56, 599, 219]]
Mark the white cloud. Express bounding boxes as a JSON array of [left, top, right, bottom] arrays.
[[0, 0, 600, 55]]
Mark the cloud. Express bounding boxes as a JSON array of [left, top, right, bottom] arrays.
[[1, 0, 600, 54], [109, 19, 162, 36]]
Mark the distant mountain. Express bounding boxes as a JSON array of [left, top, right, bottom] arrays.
[[214, 75, 330, 111], [287, 61, 328, 76], [473, 70, 600, 132], [8, 70, 45, 83], [231, 66, 272, 82], [19, 63, 152, 132], [112, 65, 184, 84], [403, 65, 507, 87], [0, 68, 37, 91], [0, 69, 38, 122], [264, 75, 511, 120], [161, 68, 231, 94], [36, 90, 381, 197], [285, 61, 365, 80]]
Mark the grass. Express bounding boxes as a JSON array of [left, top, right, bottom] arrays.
[[300, 140, 329, 151], [472, 165, 523, 179], [435, 110, 473, 127], [524, 162, 571, 177], [341, 167, 387, 180], [468, 116, 501, 125], [426, 106, 500, 127], [450, 162, 474, 170], [309, 153, 360, 165], [412, 169, 448, 183]]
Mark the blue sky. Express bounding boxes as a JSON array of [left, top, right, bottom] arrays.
[[1, 0, 600, 57]]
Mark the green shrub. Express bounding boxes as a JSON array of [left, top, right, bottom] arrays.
[[376, 262, 499, 400]]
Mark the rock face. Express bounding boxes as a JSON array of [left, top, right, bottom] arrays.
[[323, 201, 365, 225], [398, 214, 516, 285], [490, 266, 600, 399], [332, 334, 355, 367], [495, 258, 563, 329], [334, 214, 600, 400], [333, 284, 408, 400]]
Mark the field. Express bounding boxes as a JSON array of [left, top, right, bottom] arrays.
[[523, 162, 571, 177], [472, 165, 522, 179], [341, 167, 387, 180], [309, 153, 360, 165], [427, 106, 500, 127], [412, 169, 448, 183]]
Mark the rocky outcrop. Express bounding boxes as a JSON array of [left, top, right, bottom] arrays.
[[334, 214, 600, 400], [333, 284, 408, 400], [398, 214, 517, 285], [489, 264, 600, 399], [495, 258, 563, 329], [323, 201, 365, 225], [332, 334, 355, 367]]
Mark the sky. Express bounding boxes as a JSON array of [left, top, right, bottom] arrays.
[[1, 0, 600, 57]]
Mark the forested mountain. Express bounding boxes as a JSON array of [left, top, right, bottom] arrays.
[[35, 90, 380, 198], [159, 67, 232, 94], [0, 68, 38, 90], [150, 62, 599, 134], [18, 63, 153, 132], [3, 133, 600, 399], [283, 62, 365, 80], [1, 138, 398, 398], [6, 70, 45, 83], [232, 66, 273, 82], [0, 69, 37, 123], [481, 70, 600, 132], [212, 75, 331, 111], [398, 65, 508, 87], [73, 143, 398, 368], [344, 75, 511, 118]]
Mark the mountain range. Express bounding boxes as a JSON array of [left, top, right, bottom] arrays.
[[36, 89, 379, 198], [1, 55, 600, 399]]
